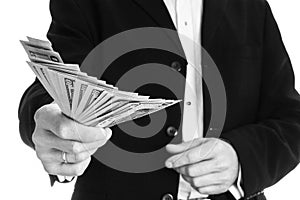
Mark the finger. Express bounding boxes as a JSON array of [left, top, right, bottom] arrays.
[[64, 150, 92, 164], [67, 146, 101, 163], [35, 104, 110, 142], [165, 140, 218, 168], [183, 172, 228, 189], [175, 159, 219, 177], [166, 138, 209, 154], [60, 137, 110, 154], [39, 148, 94, 164], [104, 128, 112, 140], [44, 157, 91, 177], [53, 117, 109, 143], [197, 184, 229, 195], [59, 156, 91, 176], [33, 128, 73, 151], [36, 129, 109, 154]]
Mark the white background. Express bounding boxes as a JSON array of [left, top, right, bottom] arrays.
[[0, 0, 299, 199]]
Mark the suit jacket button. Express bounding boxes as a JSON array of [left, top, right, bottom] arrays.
[[171, 61, 182, 72], [162, 193, 173, 200], [167, 126, 178, 137]]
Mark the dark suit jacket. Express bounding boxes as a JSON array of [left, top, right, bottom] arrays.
[[18, 0, 300, 200]]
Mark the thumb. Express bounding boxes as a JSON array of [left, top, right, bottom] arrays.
[[104, 128, 112, 140]]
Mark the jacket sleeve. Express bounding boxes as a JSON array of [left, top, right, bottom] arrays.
[[18, 0, 94, 149], [221, 1, 300, 199]]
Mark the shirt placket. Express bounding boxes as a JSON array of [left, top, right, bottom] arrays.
[[176, 0, 198, 199]]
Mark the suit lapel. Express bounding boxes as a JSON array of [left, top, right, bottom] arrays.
[[201, 0, 228, 136], [202, 0, 228, 48], [132, 0, 184, 53], [132, 0, 176, 30], [132, 0, 228, 53]]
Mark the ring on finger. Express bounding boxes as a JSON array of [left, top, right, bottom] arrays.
[[62, 151, 68, 164]]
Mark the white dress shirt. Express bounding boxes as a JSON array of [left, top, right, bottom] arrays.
[[163, 0, 244, 199]]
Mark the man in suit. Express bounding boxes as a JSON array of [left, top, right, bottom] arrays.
[[18, 0, 300, 200]]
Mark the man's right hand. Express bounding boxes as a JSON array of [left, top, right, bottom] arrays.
[[32, 103, 112, 177]]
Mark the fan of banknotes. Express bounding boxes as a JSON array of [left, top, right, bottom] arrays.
[[21, 36, 181, 127]]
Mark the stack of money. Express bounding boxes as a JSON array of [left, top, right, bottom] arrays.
[[21, 37, 180, 127]]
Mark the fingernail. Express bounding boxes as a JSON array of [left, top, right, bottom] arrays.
[[165, 161, 173, 168]]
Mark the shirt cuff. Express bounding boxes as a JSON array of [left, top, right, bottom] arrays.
[[56, 175, 75, 183], [228, 165, 244, 200]]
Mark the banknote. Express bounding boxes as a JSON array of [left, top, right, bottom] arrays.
[[21, 42, 63, 63], [26, 36, 53, 50], [21, 36, 181, 128]]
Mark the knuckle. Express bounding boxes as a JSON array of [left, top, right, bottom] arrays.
[[186, 152, 194, 163], [32, 130, 39, 145], [73, 158, 91, 176], [74, 153, 84, 162], [73, 166, 84, 176], [36, 151, 46, 161], [58, 123, 74, 140], [34, 104, 51, 123], [43, 164, 56, 175], [34, 107, 44, 123], [71, 142, 83, 154], [187, 166, 194, 177], [55, 121, 67, 138], [56, 118, 76, 140], [32, 127, 43, 145]]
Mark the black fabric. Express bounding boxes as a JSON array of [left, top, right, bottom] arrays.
[[18, 0, 300, 200]]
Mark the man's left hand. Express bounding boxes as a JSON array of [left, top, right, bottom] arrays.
[[165, 138, 239, 195]]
